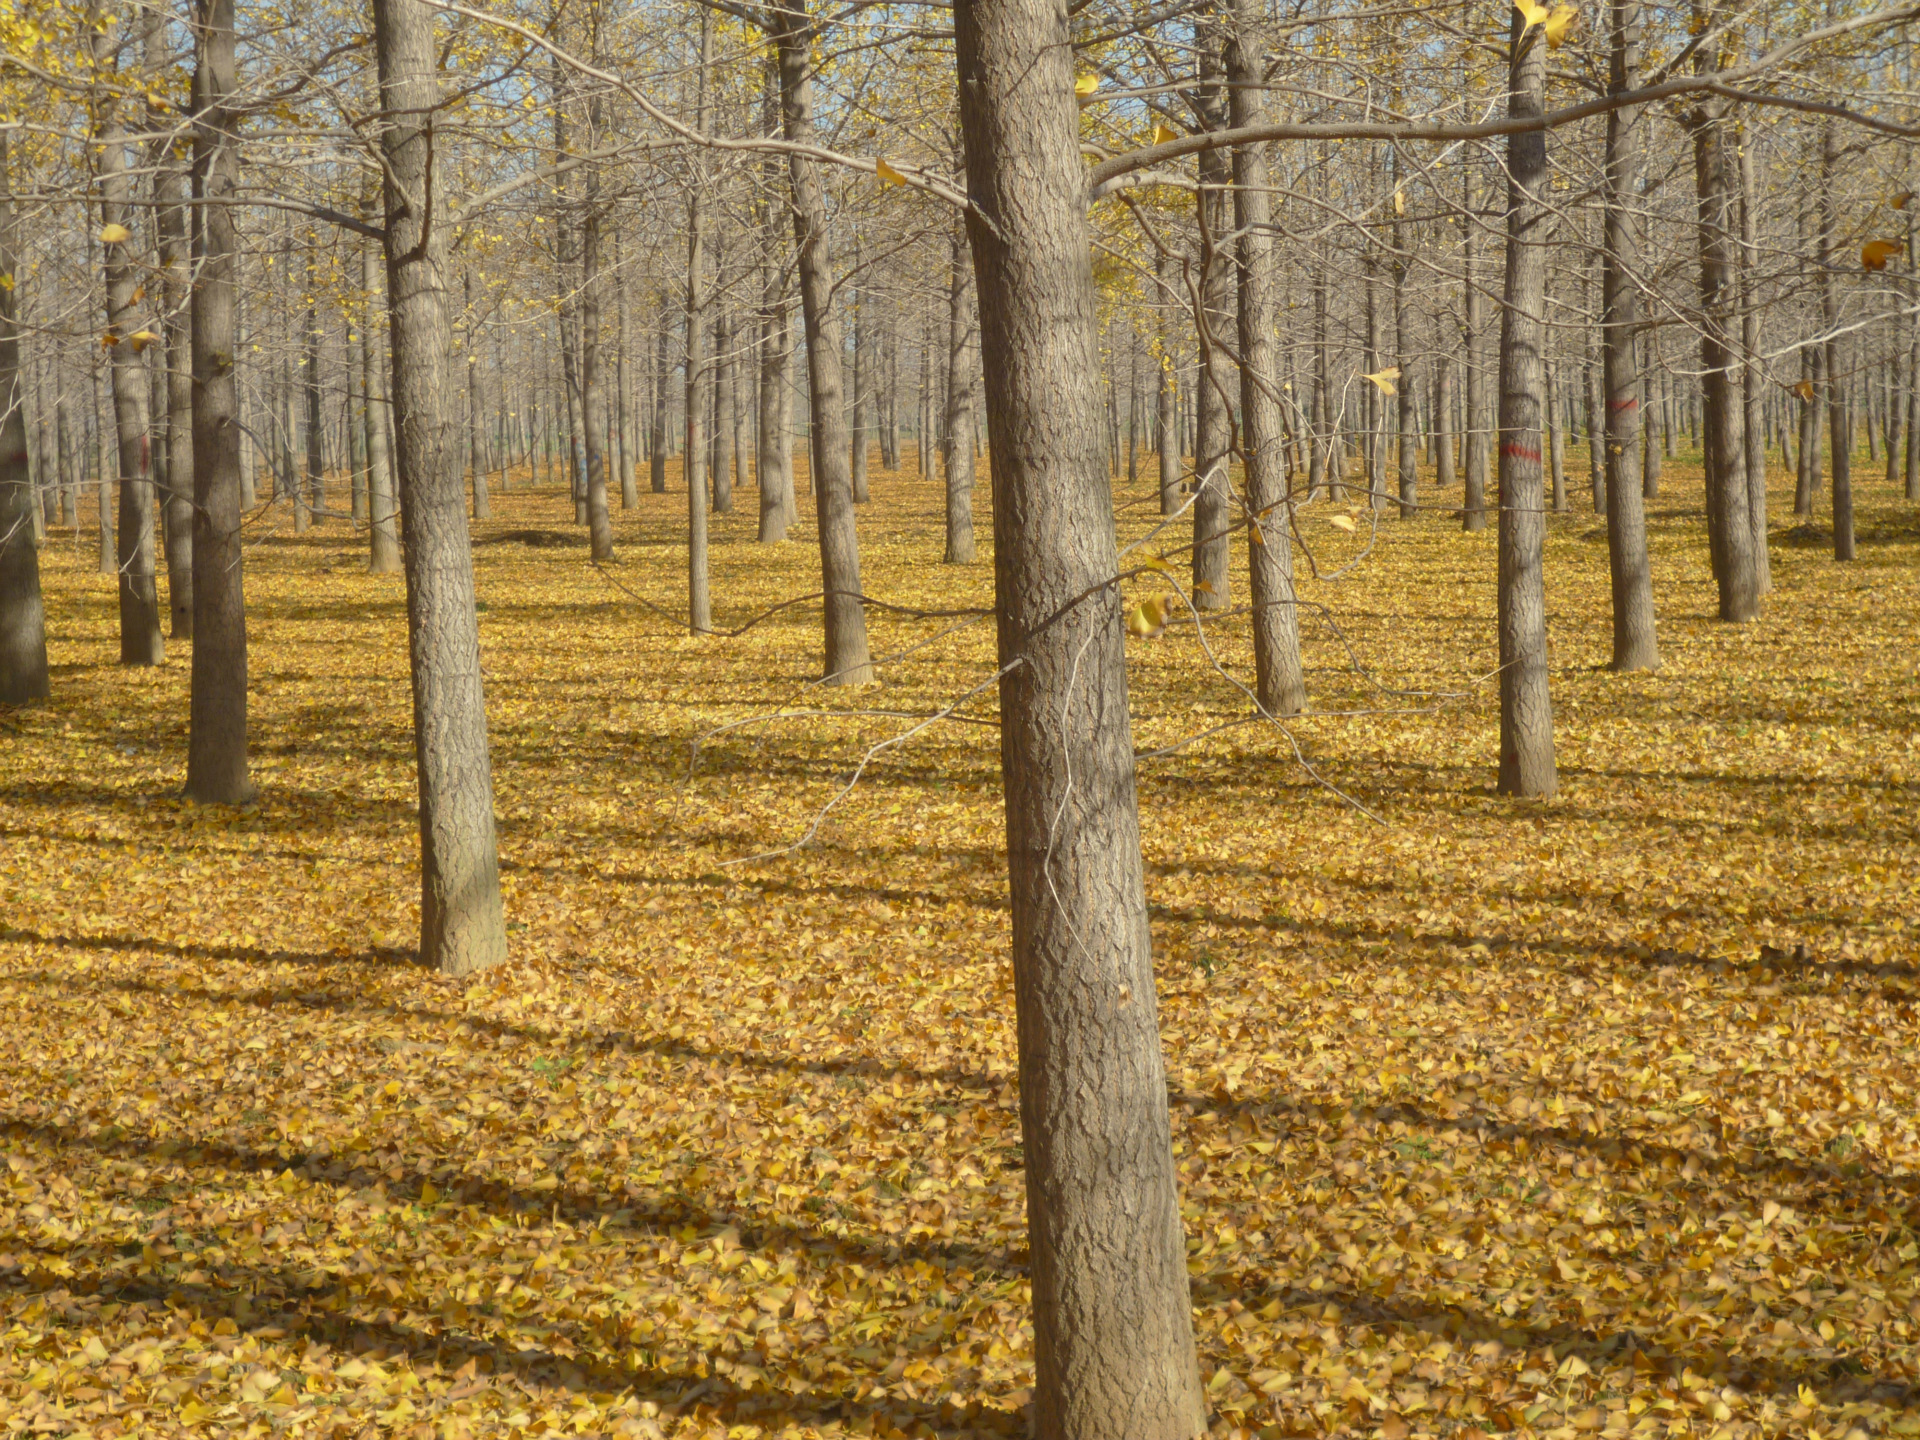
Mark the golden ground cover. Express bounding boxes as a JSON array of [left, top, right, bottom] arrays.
[[0, 444, 1915, 1440]]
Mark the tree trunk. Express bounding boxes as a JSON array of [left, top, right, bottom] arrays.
[[775, 1, 872, 682], [953, 0, 1206, 1431], [1691, 84, 1760, 619], [1546, 363, 1566, 512], [1227, 0, 1305, 715], [651, 320, 670, 493], [685, 9, 712, 629], [154, 152, 194, 638], [303, 297, 324, 528], [0, 130, 48, 705], [712, 307, 734, 514], [943, 220, 977, 564], [363, 239, 401, 573], [1191, 31, 1232, 608], [1496, 8, 1557, 796], [1818, 124, 1854, 561], [1157, 247, 1181, 514], [1737, 139, 1770, 593], [93, 22, 165, 666], [1434, 351, 1455, 488], [185, 0, 253, 799], [580, 27, 613, 561], [1462, 160, 1489, 530], [1391, 158, 1417, 517], [757, 108, 795, 543], [372, 0, 509, 975], [1600, 0, 1658, 671], [850, 250, 869, 504]]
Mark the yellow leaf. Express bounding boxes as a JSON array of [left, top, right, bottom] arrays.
[[420, 1179, 440, 1206], [178, 1402, 214, 1424], [1363, 366, 1401, 395], [1194, 579, 1214, 595], [1544, 4, 1578, 47], [1329, 514, 1357, 532], [128, 329, 159, 353], [1393, 187, 1405, 216], [101, 332, 121, 348], [875, 158, 907, 188], [1514, 0, 1550, 29], [1141, 554, 1172, 576], [1074, 73, 1100, 98], [1791, 379, 1815, 402], [1151, 122, 1179, 146], [1557, 1353, 1591, 1379], [1862, 238, 1905, 271], [99, 222, 131, 244], [1126, 596, 1171, 639], [1894, 191, 1914, 210]]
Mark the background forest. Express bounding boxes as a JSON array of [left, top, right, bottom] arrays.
[[0, 0, 1916, 1435]]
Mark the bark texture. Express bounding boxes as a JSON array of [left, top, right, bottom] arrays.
[[373, 0, 509, 975], [954, 0, 1206, 1434], [0, 130, 48, 705], [1496, 10, 1557, 797]]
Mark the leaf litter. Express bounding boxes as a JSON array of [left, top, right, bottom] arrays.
[[0, 453, 1915, 1439]]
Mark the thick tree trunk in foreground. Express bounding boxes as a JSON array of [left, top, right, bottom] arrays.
[[775, 2, 872, 682], [0, 131, 48, 706], [943, 221, 977, 564], [954, 0, 1205, 1435], [185, 0, 253, 801], [373, 0, 508, 975], [1600, 0, 1659, 672], [1496, 9, 1557, 797], [1227, 0, 1305, 715]]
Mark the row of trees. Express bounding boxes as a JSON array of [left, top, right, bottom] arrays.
[[3, 0, 1917, 1431]]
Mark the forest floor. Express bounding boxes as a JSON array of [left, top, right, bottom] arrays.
[[0, 445, 1916, 1440]]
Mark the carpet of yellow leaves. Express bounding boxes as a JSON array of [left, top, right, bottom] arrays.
[[0, 444, 1915, 1440]]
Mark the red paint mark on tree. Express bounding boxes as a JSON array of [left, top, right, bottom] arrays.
[[1607, 398, 1639, 412], [1500, 441, 1542, 464]]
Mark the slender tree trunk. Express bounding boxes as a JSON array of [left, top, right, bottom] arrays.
[[1227, 0, 1305, 714], [685, 9, 712, 629], [1192, 31, 1232, 608], [1434, 350, 1455, 488], [372, 0, 509, 975], [651, 319, 669, 493], [1157, 247, 1181, 513], [1818, 123, 1854, 561], [943, 220, 977, 564], [1496, 8, 1557, 796], [775, 1, 872, 682], [757, 98, 795, 543], [1391, 158, 1417, 517], [185, 0, 252, 798], [1601, 0, 1658, 671], [155, 152, 194, 638], [0, 130, 48, 704], [1737, 139, 1770, 592], [465, 272, 493, 523], [304, 296, 324, 529], [580, 15, 613, 561], [1796, 344, 1818, 515], [712, 307, 734, 514], [954, 0, 1206, 1431], [94, 34, 165, 666], [1691, 82, 1760, 618], [1546, 363, 1566, 512], [1462, 161, 1489, 530], [363, 238, 401, 573], [850, 246, 869, 503]]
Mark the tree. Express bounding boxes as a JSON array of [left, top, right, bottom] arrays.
[[954, 0, 1204, 1433], [372, 0, 509, 974], [1496, 5, 1557, 797], [0, 128, 48, 706]]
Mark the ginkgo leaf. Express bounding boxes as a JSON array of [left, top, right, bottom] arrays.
[[1126, 595, 1171, 639], [1140, 554, 1173, 576], [1151, 122, 1180, 146], [1363, 366, 1401, 395], [1194, 579, 1214, 594], [101, 332, 121, 348], [1892, 190, 1913, 210], [1791, 379, 1815, 402], [1393, 188, 1405, 216], [875, 158, 907, 188], [1544, 4, 1578, 47], [1861, 238, 1905, 271], [1074, 73, 1100, 98], [128, 330, 159, 352], [1514, 0, 1550, 30], [99, 223, 131, 244], [1329, 513, 1357, 532]]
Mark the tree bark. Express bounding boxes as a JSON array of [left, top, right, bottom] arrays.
[[0, 129, 48, 705], [93, 16, 165, 666], [943, 220, 977, 564], [1818, 123, 1855, 562], [154, 148, 194, 638], [1157, 247, 1181, 514], [1736, 138, 1770, 593], [953, 0, 1206, 1432], [1191, 29, 1232, 608], [685, 9, 712, 631], [1496, 8, 1557, 797], [1462, 159, 1489, 531], [1227, 0, 1305, 715], [580, 13, 614, 561], [185, 0, 253, 799], [373, 0, 509, 975], [774, 0, 872, 682], [1391, 157, 1417, 517], [303, 295, 323, 529], [363, 238, 401, 573], [1600, 0, 1659, 672]]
